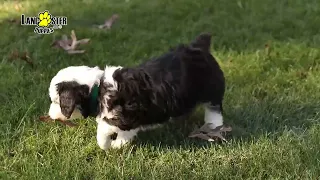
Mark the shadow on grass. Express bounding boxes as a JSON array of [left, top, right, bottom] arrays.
[[132, 98, 319, 150]]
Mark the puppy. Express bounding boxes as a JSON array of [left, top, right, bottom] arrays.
[[97, 33, 226, 150], [48, 66, 106, 120]]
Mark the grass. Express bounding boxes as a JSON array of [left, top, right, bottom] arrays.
[[0, 0, 320, 179]]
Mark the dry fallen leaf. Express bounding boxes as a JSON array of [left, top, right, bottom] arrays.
[[95, 14, 119, 29], [189, 123, 232, 142], [51, 30, 90, 54], [8, 49, 34, 67], [189, 133, 215, 142], [55, 119, 78, 127], [39, 115, 52, 122], [39, 115, 78, 127], [7, 18, 20, 24]]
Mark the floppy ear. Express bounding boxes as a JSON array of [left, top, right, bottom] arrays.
[[56, 82, 90, 119], [113, 68, 153, 97], [110, 68, 154, 114], [56, 82, 77, 118], [189, 32, 212, 52]]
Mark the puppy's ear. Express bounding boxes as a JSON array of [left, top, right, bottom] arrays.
[[56, 82, 77, 118], [190, 33, 212, 52], [113, 68, 152, 95], [113, 68, 131, 93], [112, 68, 129, 83]]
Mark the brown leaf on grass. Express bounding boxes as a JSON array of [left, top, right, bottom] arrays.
[[51, 30, 90, 54], [189, 133, 215, 142], [96, 14, 119, 29], [264, 43, 272, 58], [296, 71, 308, 79], [189, 123, 232, 142], [8, 49, 34, 67], [7, 18, 20, 24], [38, 115, 78, 127], [55, 119, 78, 127], [39, 115, 52, 122]]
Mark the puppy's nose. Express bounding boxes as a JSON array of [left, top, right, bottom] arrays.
[[110, 133, 118, 140]]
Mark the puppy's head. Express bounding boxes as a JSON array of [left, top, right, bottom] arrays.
[[97, 65, 153, 129], [48, 66, 104, 120], [56, 81, 90, 118], [49, 81, 90, 120]]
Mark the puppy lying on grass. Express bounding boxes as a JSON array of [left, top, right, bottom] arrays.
[[96, 33, 230, 150]]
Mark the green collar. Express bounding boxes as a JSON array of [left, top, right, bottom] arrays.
[[89, 84, 99, 115]]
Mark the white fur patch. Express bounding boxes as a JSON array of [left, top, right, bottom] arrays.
[[96, 117, 138, 150], [48, 102, 66, 120], [111, 129, 138, 149], [96, 119, 119, 150], [98, 65, 123, 120], [103, 65, 122, 91], [48, 102, 83, 120], [204, 104, 223, 129]]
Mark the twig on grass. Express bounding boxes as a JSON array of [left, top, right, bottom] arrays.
[[95, 14, 119, 29], [51, 30, 90, 54]]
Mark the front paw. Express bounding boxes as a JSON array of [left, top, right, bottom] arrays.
[[96, 134, 112, 150], [111, 139, 130, 149], [97, 139, 112, 150]]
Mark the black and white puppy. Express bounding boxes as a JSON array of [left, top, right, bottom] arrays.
[[48, 65, 111, 120], [97, 33, 225, 150]]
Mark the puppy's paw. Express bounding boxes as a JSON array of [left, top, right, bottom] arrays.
[[96, 133, 112, 151], [111, 139, 131, 149], [97, 140, 112, 151]]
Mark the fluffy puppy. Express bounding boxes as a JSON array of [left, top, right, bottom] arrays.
[[97, 33, 225, 150], [48, 66, 107, 120]]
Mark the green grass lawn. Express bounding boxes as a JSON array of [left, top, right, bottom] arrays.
[[1, 0, 320, 179]]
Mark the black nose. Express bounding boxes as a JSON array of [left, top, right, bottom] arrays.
[[110, 133, 118, 140]]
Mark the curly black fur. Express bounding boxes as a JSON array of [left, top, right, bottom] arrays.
[[99, 33, 225, 131]]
